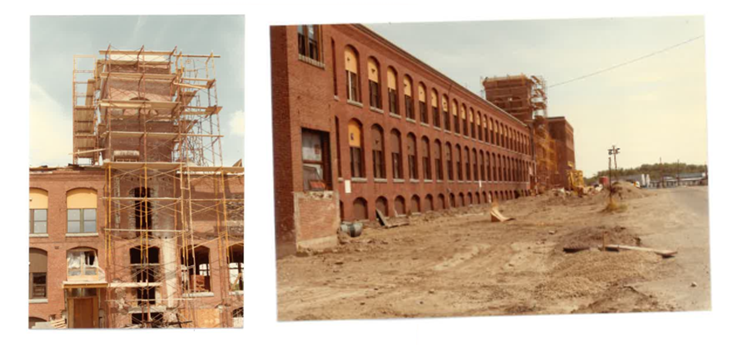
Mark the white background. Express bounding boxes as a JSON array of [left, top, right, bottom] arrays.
[[1, 0, 732, 343]]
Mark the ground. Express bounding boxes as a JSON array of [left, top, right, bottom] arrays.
[[277, 185, 710, 321]]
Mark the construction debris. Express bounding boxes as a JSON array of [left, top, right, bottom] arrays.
[[490, 204, 515, 223]]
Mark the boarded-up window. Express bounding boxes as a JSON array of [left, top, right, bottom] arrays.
[[29, 248, 47, 299], [404, 75, 414, 119], [353, 198, 368, 221], [394, 196, 406, 216], [368, 58, 381, 109], [345, 47, 360, 102], [387, 68, 398, 114], [375, 197, 387, 217], [418, 83, 427, 123], [453, 101, 460, 134], [461, 105, 468, 136], [425, 195, 434, 211], [348, 120, 364, 178], [421, 136, 431, 180], [442, 95, 450, 130], [433, 140, 442, 180], [410, 195, 420, 214], [432, 89, 440, 127], [302, 129, 331, 191], [445, 142, 453, 180]]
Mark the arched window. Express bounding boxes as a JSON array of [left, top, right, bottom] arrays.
[[228, 244, 244, 292], [490, 119, 495, 145], [67, 247, 101, 281], [390, 129, 403, 180], [458, 192, 464, 207], [442, 95, 450, 130], [461, 104, 468, 136], [410, 195, 421, 214], [452, 100, 460, 134], [464, 146, 471, 181], [29, 248, 47, 299], [470, 108, 476, 139], [480, 151, 486, 181], [445, 142, 453, 181], [387, 67, 399, 114], [181, 245, 211, 292], [433, 139, 443, 181], [407, 133, 418, 180], [425, 194, 434, 212], [492, 153, 498, 181], [483, 115, 489, 143], [449, 193, 456, 208], [348, 119, 365, 178], [67, 188, 97, 234], [404, 75, 414, 120], [473, 149, 479, 182], [394, 196, 406, 216], [421, 136, 431, 180], [367, 57, 381, 109], [431, 89, 440, 127], [345, 46, 360, 102], [468, 192, 473, 205], [375, 196, 388, 217], [30, 188, 48, 235], [455, 144, 463, 181], [438, 194, 446, 209], [371, 125, 386, 179], [418, 83, 428, 123]]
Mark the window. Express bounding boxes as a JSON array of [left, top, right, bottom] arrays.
[[434, 140, 443, 181], [404, 75, 414, 119], [470, 109, 476, 139], [302, 129, 332, 191], [456, 145, 463, 181], [473, 150, 479, 182], [345, 46, 360, 102], [453, 100, 460, 134], [461, 105, 468, 136], [410, 195, 420, 214], [228, 244, 244, 292], [445, 142, 453, 181], [297, 25, 321, 61], [67, 248, 100, 280], [407, 134, 418, 180], [418, 83, 427, 123], [66, 189, 97, 234], [348, 120, 365, 178], [442, 95, 450, 130], [367, 58, 381, 109], [394, 196, 406, 216], [335, 117, 342, 178], [130, 246, 159, 306], [353, 198, 368, 221], [181, 246, 211, 293], [29, 248, 47, 299], [390, 129, 403, 180], [421, 137, 431, 180], [132, 188, 152, 235], [431, 89, 440, 127], [387, 67, 398, 114], [371, 125, 386, 179], [30, 189, 48, 234], [464, 147, 471, 181]]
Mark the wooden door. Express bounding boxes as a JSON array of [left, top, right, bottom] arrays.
[[72, 298, 94, 328]]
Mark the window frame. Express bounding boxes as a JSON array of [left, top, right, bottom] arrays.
[[29, 209, 47, 234], [67, 208, 97, 234]]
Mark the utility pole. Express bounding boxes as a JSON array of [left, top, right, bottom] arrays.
[[659, 157, 664, 189], [677, 159, 681, 187], [607, 145, 620, 202], [608, 156, 613, 204]]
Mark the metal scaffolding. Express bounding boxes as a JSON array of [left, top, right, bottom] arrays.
[[72, 46, 244, 328]]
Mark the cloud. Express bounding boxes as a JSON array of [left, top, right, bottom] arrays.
[[227, 109, 244, 137], [29, 83, 73, 166]]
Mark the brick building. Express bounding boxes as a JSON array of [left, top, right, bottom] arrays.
[[547, 116, 576, 189], [271, 24, 535, 257], [29, 47, 244, 329]]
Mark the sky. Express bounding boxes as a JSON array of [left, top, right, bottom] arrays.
[[29, 15, 245, 167], [367, 16, 707, 177]]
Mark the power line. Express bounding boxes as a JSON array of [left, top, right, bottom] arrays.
[[548, 35, 704, 89]]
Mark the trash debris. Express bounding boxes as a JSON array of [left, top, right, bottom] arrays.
[[490, 204, 515, 223]]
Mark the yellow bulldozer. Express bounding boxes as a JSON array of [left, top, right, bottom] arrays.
[[567, 163, 585, 196]]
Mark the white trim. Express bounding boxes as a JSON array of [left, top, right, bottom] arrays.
[[29, 299, 48, 304], [29, 233, 49, 238], [66, 233, 99, 237]]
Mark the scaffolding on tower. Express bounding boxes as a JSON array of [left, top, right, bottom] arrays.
[[72, 45, 244, 328]]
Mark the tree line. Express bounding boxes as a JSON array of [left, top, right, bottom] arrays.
[[584, 162, 707, 185]]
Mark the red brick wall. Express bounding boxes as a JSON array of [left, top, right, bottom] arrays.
[[29, 168, 107, 323], [271, 24, 534, 255]]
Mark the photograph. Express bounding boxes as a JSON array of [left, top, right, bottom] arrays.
[[270, 18, 709, 321], [28, 15, 245, 328]]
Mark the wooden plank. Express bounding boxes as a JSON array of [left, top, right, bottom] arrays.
[[604, 244, 677, 258]]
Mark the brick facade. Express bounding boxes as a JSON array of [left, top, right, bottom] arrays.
[[272, 24, 534, 257]]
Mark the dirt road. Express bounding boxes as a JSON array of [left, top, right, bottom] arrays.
[[277, 185, 711, 321]]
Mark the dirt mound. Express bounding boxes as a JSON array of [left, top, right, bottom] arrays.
[[573, 285, 677, 314], [558, 225, 641, 251], [611, 181, 648, 200], [535, 250, 663, 300]]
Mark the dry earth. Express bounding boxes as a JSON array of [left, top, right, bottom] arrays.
[[277, 185, 711, 321]]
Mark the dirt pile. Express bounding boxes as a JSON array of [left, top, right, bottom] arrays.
[[612, 181, 648, 200]]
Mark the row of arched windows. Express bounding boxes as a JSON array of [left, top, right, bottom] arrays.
[[348, 189, 530, 220], [30, 188, 98, 235], [341, 44, 531, 156], [343, 118, 532, 184]]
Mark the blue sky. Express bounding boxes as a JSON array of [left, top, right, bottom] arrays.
[[30, 15, 244, 166], [367, 16, 707, 177]]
